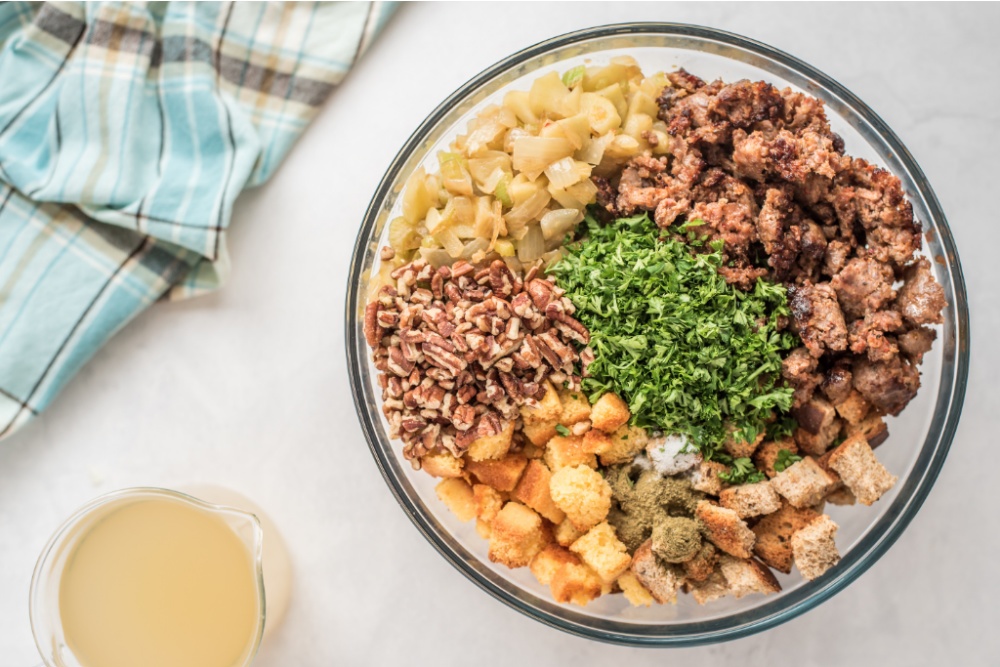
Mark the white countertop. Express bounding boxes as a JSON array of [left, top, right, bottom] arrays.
[[2, 3, 998, 665]]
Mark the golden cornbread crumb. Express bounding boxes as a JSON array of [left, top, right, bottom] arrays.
[[522, 418, 559, 447], [590, 393, 630, 433], [549, 465, 612, 531], [435, 478, 476, 523], [420, 451, 464, 478], [558, 389, 591, 426], [544, 435, 597, 471], [465, 453, 528, 492], [473, 484, 504, 524], [488, 502, 549, 568], [520, 382, 562, 425], [582, 429, 612, 455], [569, 522, 632, 583], [529, 544, 580, 586], [550, 562, 603, 606], [476, 519, 492, 539], [513, 459, 566, 524], [466, 420, 515, 462], [617, 572, 654, 607], [598, 425, 649, 466], [554, 518, 585, 547]]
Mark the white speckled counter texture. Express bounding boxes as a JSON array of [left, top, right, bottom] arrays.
[[2, 3, 998, 666]]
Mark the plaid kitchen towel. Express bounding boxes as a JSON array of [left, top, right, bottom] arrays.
[[0, 1, 395, 439]]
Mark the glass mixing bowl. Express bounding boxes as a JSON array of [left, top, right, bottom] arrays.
[[346, 23, 969, 645]]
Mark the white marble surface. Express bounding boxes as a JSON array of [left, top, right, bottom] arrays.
[[2, 3, 998, 666]]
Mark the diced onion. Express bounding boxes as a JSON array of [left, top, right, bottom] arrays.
[[540, 208, 584, 240], [504, 187, 551, 238], [575, 132, 614, 166], [511, 136, 574, 177], [517, 224, 545, 262], [544, 157, 591, 190]]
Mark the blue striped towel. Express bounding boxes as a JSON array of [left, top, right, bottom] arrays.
[[0, 1, 395, 439]]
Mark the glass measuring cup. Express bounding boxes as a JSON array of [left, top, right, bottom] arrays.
[[29, 488, 270, 667]]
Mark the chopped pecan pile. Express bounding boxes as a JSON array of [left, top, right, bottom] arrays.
[[365, 258, 589, 464]]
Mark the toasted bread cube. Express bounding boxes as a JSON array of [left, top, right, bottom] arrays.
[[792, 397, 837, 434], [513, 460, 565, 524], [549, 465, 612, 531], [558, 389, 591, 426], [825, 486, 856, 506], [630, 540, 682, 604], [718, 554, 781, 599], [466, 420, 515, 462], [522, 419, 559, 447], [598, 425, 649, 466], [770, 457, 839, 509], [845, 414, 889, 448], [617, 572, 655, 607], [794, 416, 843, 457], [554, 518, 585, 547], [719, 481, 782, 519], [550, 562, 603, 606], [520, 382, 562, 425], [421, 451, 464, 478], [682, 542, 718, 583], [473, 484, 505, 524], [688, 567, 731, 605], [529, 544, 580, 586], [590, 393, 630, 433], [753, 438, 798, 479], [488, 502, 549, 568], [465, 453, 528, 492], [826, 434, 897, 505], [791, 514, 840, 580], [836, 390, 871, 425], [476, 519, 492, 539], [689, 460, 729, 496], [435, 478, 476, 522], [722, 428, 765, 459], [569, 522, 632, 583], [695, 501, 755, 559], [544, 435, 597, 471], [582, 429, 612, 455], [751, 500, 820, 574]]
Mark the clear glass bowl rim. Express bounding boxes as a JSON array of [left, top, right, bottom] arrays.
[[346, 22, 970, 646]]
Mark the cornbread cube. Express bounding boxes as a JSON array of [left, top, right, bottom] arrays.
[[466, 420, 515, 462], [549, 465, 612, 531], [617, 572, 655, 607], [825, 434, 897, 505], [543, 435, 597, 471], [513, 460, 566, 524], [590, 393, 630, 433], [582, 429, 612, 455], [558, 389, 592, 426], [569, 522, 631, 583], [682, 542, 718, 583], [550, 562, 603, 606], [521, 442, 545, 459], [718, 554, 781, 599], [722, 428, 765, 459], [520, 382, 562, 425], [770, 457, 839, 509], [719, 481, 782, 519], [688, 567, 730, 605], [488, 502, 549, 568], [836, 390, 872, 425], [530, 544, 581, 586], [465, 453, 528, 492], [751, 500, 821, 574], [689, 460, 729, 496], [791, 514, 840, 581], [420, 451, 464, 478], [435, 478, 476, 523], [473, 484, 504, 524], [753, 438, 798, 479], [598, 425, 649, 466], [554, 518, 585, 547], [476, 519, 492, 539], [695, 501, 755, 559], [522, 419, 559, 447], [845, 414, 889, 448], [630, 540, 682, 604]]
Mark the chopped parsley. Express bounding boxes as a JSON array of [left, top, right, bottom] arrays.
[[718, 457, 766, 485], [550, 213, 797, 459], [555, 424, 571, 437], [773, 448, 803, 473]]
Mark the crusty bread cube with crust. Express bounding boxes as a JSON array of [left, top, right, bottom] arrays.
[[488, 502, 550, 568], [718, 554, 781, 599], [435, 478, 476, 523], [554, 518, 585, 547], [558, 389, 591, 426], [465, 453, 528, 492], [582, 428, 612, 455], [569, 522, 632, 583], [590, 393, 631, 433], [770, 457, 839, 509], [512, 459, 565, 524], [751, 500, 820, 574], [688, 567, 730, 605], [719, 481, 782, 519], [550, 562, 604, 606], [845, 414, 889, 448], [520, 382, 562, 425], [722, 428, 765, 459], [598, 425, 649, 466], [420, 451, 465, 478], [682, 542, 718, 583], [793, 418, 843, 457], [617, 572, 655, 607], [630, 540, 683, 604], [544, 435, 597, 471], [753, 438, 798, 479], [473, 484, 504, 524], [466, 420, 515, 462], [689, 460, 729, 496], [826, 434, 897, 505], [522, 419, 560, 447], [791, 514, 840, 581], [549, 465, 612, 531], [836, 390, 872, 425], [529, 544, 581, 586], [695, 501, 755, 559]]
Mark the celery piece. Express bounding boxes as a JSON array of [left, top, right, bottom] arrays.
[[494, 175, 513, 208], [562, 65, 585, 89]]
